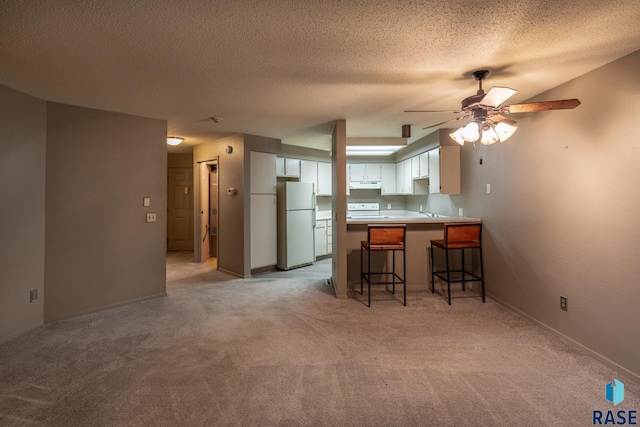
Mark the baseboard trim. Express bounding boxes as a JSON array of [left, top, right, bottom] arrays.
[[488, 293, 640, 385], [0, 320, 44, 346], [44, 292, 168, 323]]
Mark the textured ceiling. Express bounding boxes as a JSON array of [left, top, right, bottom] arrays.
[[1, 0, 639, 152]]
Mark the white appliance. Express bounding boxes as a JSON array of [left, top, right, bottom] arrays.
[[347, 202, 387, 219], [277, 181, 316, 270], [349, 181, 381, 190]]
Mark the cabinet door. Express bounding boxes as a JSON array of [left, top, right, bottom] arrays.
[[276, 157, 285, 176], [317, 162, 331, 195], [251, 194, 277, 269], [380, 163, 396, 194], [326, 222, 332, 254], [403, 159, 413, 194], [300, 160, 318, 192], [285, 158, 300, 177], [428, 148, 440, 194], [419, 152, 429, 178], [395, 161, 404, 194], [314, 220, 327, 257], [411, 156, 420, 178], [349, 163, 366, 181], [250, 151, 276, 194], [365, 163, 381, 181]]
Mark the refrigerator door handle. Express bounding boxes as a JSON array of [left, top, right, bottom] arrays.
[[312, 209, 316, 226]]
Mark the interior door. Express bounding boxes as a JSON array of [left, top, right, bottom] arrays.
[[167, 167, 194, 251], [199, 162, 210, 262]]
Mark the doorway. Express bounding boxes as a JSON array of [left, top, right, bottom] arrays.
[[197, 160, 219, 266]]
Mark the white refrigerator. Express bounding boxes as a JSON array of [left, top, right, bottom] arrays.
[[277, 181, 316, 270]]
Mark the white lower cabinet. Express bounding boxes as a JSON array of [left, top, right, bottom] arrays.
[[251, 194, 277, 269], [314, 219, 332, 258]]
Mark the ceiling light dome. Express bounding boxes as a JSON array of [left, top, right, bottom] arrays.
[[167, 136, 184, 146]]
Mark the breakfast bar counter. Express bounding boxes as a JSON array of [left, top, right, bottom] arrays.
[[346, 213, 482, 296]]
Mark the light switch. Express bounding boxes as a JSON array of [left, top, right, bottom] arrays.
[[486, 184, 491, 194], [143, 197, 151, 207]]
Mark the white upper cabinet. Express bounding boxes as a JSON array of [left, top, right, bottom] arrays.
[[348, 163, 381, 182], [380, 163, 396, 195], [317, 162, 332, 196], [250, 151, 276, 194], [276, 157, 300, 178], [402, 159, 413, 194], [300, 160, 318, 192], [419, 152, 429, 178], [411, 156, 420, 179]]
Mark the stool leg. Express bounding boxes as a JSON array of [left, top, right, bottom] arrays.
[[368, 247, 371, 308], [445, 247, 451, 305], [479, 246, 485, 303], [461, 248, 466, 292], [392, 250, 396, 295], [360, 247, 363, 296], [403, 247, 406, 306], [430, 243, 435, 294]]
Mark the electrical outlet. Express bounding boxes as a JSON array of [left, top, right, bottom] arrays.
[[387, 203, 391, 209], [560, 296, 568, 311], [30, 289, 38, 303], [146, 212, 156, 223]]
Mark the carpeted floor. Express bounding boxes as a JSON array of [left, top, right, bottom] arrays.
[[0, 251, 638, 426]]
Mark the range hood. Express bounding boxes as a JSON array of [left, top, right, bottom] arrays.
[[349, 181, 382, 190]]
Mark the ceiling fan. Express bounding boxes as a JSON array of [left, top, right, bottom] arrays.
[[406, 70, 581, 145]]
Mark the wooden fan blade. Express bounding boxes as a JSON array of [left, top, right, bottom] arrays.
[[422, 114, 472, 130], [488, 114, 517, 126], [505, 99, 581, 113], [405, 109, 463, 113], [480, 86, 517, 107]]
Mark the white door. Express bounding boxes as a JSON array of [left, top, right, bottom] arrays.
[[198, 162, 211, 261], [286, 210, 315, 267], [284, 182, 315, 211], [251, 194, 277, 269]]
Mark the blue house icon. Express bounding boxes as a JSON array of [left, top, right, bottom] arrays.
[[606, 379, 624, 406]]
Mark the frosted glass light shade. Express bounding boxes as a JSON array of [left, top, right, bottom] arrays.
[[460, 122, 480, 142], [449, 128, 466, 145], [494, 122, 517, 142], [167, 137, 184, 146], [480, 124, 499, 145]]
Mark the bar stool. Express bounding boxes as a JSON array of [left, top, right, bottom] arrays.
[[430, 223, 484, 305], [360, 224, 406, 307]]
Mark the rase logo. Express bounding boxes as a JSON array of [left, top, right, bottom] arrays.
[[593, 379, 637, 425]]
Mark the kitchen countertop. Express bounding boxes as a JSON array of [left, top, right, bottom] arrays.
[[346, 210, 481, 225], [316, 210, 332, 220]]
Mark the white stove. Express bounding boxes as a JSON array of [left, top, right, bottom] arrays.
[[347, 203, 386, 219]]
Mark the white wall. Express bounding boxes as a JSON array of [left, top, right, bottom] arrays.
[[0, 84, 47, 343], [456, 50, 640, 380]]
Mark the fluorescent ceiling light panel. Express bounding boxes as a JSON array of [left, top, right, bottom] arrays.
[[346, 137, 407, 156]]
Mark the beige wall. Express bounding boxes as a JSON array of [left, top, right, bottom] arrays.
[[455, 50, 640, 380], [0, 85, 47, 343], [44, 102, 167, 322], [194, 134, 247, 276], [332, 120, 348, 298]]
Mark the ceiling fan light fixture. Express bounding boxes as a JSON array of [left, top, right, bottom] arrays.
[[480, 124, 499, 145], [494, 122, 517, 142], [460, 122, 480, 142], [449, 128, 466, 146], [167, 136, 184, 146]]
